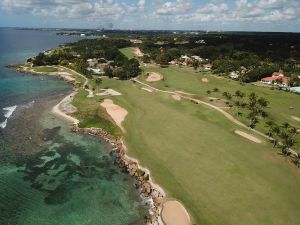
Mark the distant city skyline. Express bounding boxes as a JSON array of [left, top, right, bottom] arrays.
[[1, 0, 300, 32]]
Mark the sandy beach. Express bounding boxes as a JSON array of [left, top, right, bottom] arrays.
[[51, 92, 79, 125]]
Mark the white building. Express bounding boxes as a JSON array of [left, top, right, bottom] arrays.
[[229, 72, 240, 79], [88, 68, 104, 75]]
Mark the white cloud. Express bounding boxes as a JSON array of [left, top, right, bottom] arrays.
[[1, 0, 300, 29], [152, 0, 192, 15]]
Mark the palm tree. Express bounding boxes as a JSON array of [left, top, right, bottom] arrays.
[[257, 97, 269, 117], [236, 111, 243, 117], [271, 125, 281, 148], [282, 122, 290, 130], [294, 153, 300, 168], [288, 126, 298, 137], [280, 131, 295, 156], [223, 92, 232, 100], [265, 120, 274, 137]]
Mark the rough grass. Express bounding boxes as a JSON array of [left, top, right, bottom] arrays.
[[71, 89, 121, 136], [33, 66, 59, 73], [95, 75, 300, 225]]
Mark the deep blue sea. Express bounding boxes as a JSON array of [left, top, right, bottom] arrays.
[[0, 28, 146, 225]]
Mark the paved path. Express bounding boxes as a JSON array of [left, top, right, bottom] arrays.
[[58, 66, 94, 97], [132, 78, 270, 140]]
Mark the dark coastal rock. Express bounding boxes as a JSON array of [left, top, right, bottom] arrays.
[[71, 125, 165, 225]]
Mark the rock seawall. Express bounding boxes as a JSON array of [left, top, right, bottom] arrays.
[[71, 125, 165, 225]]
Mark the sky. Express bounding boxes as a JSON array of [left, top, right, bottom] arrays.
[[0, 0, 300, 32]]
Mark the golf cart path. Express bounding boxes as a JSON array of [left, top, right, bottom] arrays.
[[58, 66, 94, 97], [133, 78, 269, 140]]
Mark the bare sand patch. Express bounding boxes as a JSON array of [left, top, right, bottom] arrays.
[[175, 91, 194, 96], [292, 116, 300, 122], [146, 72, 163, 82], [133, 47, 144, 57], [234, 130, 262, 143], [162, 201, 191, 225], [100, 99, 128, 132], [52, 93, 79, 125], [142, 87, 154, 93], [172, 94, 181, 101], [96, 89, 121, 96], [202, 77, 209, 82]]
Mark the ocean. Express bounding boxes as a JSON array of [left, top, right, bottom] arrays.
[[0, 28, 146, 225]]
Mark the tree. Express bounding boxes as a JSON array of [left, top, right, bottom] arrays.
[[223, 92, 232, 100], [213, 88, 219, 92], [124, 58, 141, 78], [74, 59, 89, 76], [271, 125, 281, 148], [104, 66, 113, 78], [247, 111, 258, 128], [257, 97, 269, 117], [95, 78, 102, 85], [265, 120, 274, 137], [33, 53, 46, 66], [155, 53, 170, 66], [192, 60, 200, 70], [142, 55, 151, 63], [113, 67, 127, 80]]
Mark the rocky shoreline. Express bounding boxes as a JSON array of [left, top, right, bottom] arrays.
[[12, 63, 166, 225], [71, 125, 165, 225]]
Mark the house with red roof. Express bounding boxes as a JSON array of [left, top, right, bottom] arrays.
[[261, 72, 290, 87]]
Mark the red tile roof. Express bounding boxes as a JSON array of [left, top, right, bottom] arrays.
[[261, 73, 290, 85]]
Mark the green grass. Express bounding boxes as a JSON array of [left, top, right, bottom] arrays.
[[68, 64, 300, 225], [33, 66, 59, 73], [119, 47, 135, 59], [140, 65, 300, 150], [71, 89, 121, 136], [94, 74, 300, 225]]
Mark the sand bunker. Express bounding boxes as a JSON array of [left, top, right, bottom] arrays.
[[175, 91, 194, 96], [162, 201, 191, 225], [133, 48, 144, 57], [146, 72, 162, 82], [202, 78, 209, 83], [142, 87, 154, 93], [234, 130, 262, 143], [100, 99, 128, 132], [96, 89, 121, 96], [172, 94, 181, 101], [292, 116, 300, 122]]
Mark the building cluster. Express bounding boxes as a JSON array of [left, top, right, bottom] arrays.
[[169, 55, 212, 69], [130, 39, 143, 44], [261, 72, 290, 87], [86, 58, 114, 75]]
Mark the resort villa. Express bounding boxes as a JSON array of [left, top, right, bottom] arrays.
[[261, 72, 290, 87]]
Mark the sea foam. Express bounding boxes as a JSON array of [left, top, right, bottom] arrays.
[[3, 105, 17, 119], [0, 119, 7, 129], [0, 105, 17, 129]]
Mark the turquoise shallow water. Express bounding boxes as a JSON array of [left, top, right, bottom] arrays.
[[0, 28, 146, 225]]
